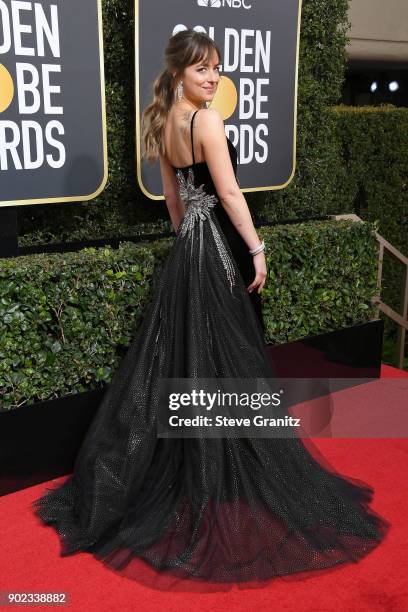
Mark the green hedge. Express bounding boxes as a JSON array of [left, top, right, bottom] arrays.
[[331, 105, 407, 252], [330, 105, 408, 346], [0, 219, 379, 410]]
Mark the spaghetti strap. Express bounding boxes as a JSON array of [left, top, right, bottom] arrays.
[[190, 109, 199, 165]]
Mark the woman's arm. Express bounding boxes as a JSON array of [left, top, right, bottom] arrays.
[[198, 108, 262, 253], [197, 108, 266, 293], [159, 153, 185, 233]]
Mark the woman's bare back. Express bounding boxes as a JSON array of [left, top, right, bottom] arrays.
[[163, 106, 205, 168]]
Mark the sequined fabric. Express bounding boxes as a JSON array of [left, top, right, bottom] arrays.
[[31, 119, 390, 588], [176, 167, 236, 291]]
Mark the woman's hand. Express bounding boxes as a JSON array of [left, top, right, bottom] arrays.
[[247, 251, 267, 294]]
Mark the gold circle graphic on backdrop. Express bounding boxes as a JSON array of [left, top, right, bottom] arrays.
[[0, 64, 14, 112], [208, 75, 237, 120]]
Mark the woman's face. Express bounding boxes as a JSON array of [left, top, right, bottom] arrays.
[[179, 50, 221, 106]]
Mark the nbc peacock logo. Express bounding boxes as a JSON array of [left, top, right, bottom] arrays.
[[197, 0, 252, 9], [197, 0, 221, 6]]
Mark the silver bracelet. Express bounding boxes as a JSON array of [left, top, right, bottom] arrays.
[[249, 240, 265, 256]]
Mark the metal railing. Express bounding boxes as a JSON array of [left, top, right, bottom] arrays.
[[329, 213, 407, 370]]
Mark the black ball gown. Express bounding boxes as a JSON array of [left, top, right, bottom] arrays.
[[32, 109, 390, 589]]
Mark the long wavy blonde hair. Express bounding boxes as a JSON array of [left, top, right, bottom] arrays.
[[141, 29, 222, 164]]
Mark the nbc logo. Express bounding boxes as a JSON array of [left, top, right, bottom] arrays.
[[198, 0, 221, 5], [197, 0, 252, 9]]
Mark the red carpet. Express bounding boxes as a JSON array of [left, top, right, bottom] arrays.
[[1, 363, 407, 611]]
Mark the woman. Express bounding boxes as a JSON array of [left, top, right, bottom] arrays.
[[32, 29, 389, 589], [154, 37, 265, 332]]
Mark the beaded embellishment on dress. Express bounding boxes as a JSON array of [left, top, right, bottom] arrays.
[[176, 166, 236, 291], [176, 167, 218, 235]]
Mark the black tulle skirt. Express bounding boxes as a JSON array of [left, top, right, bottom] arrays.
[[32, 204, 390, 589]]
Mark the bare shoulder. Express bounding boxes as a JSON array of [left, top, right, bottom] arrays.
[[195, 108, 225, 141], [196, 107, 224, 127]]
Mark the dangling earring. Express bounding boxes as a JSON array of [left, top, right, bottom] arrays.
[[176, 80, 183, 102]]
